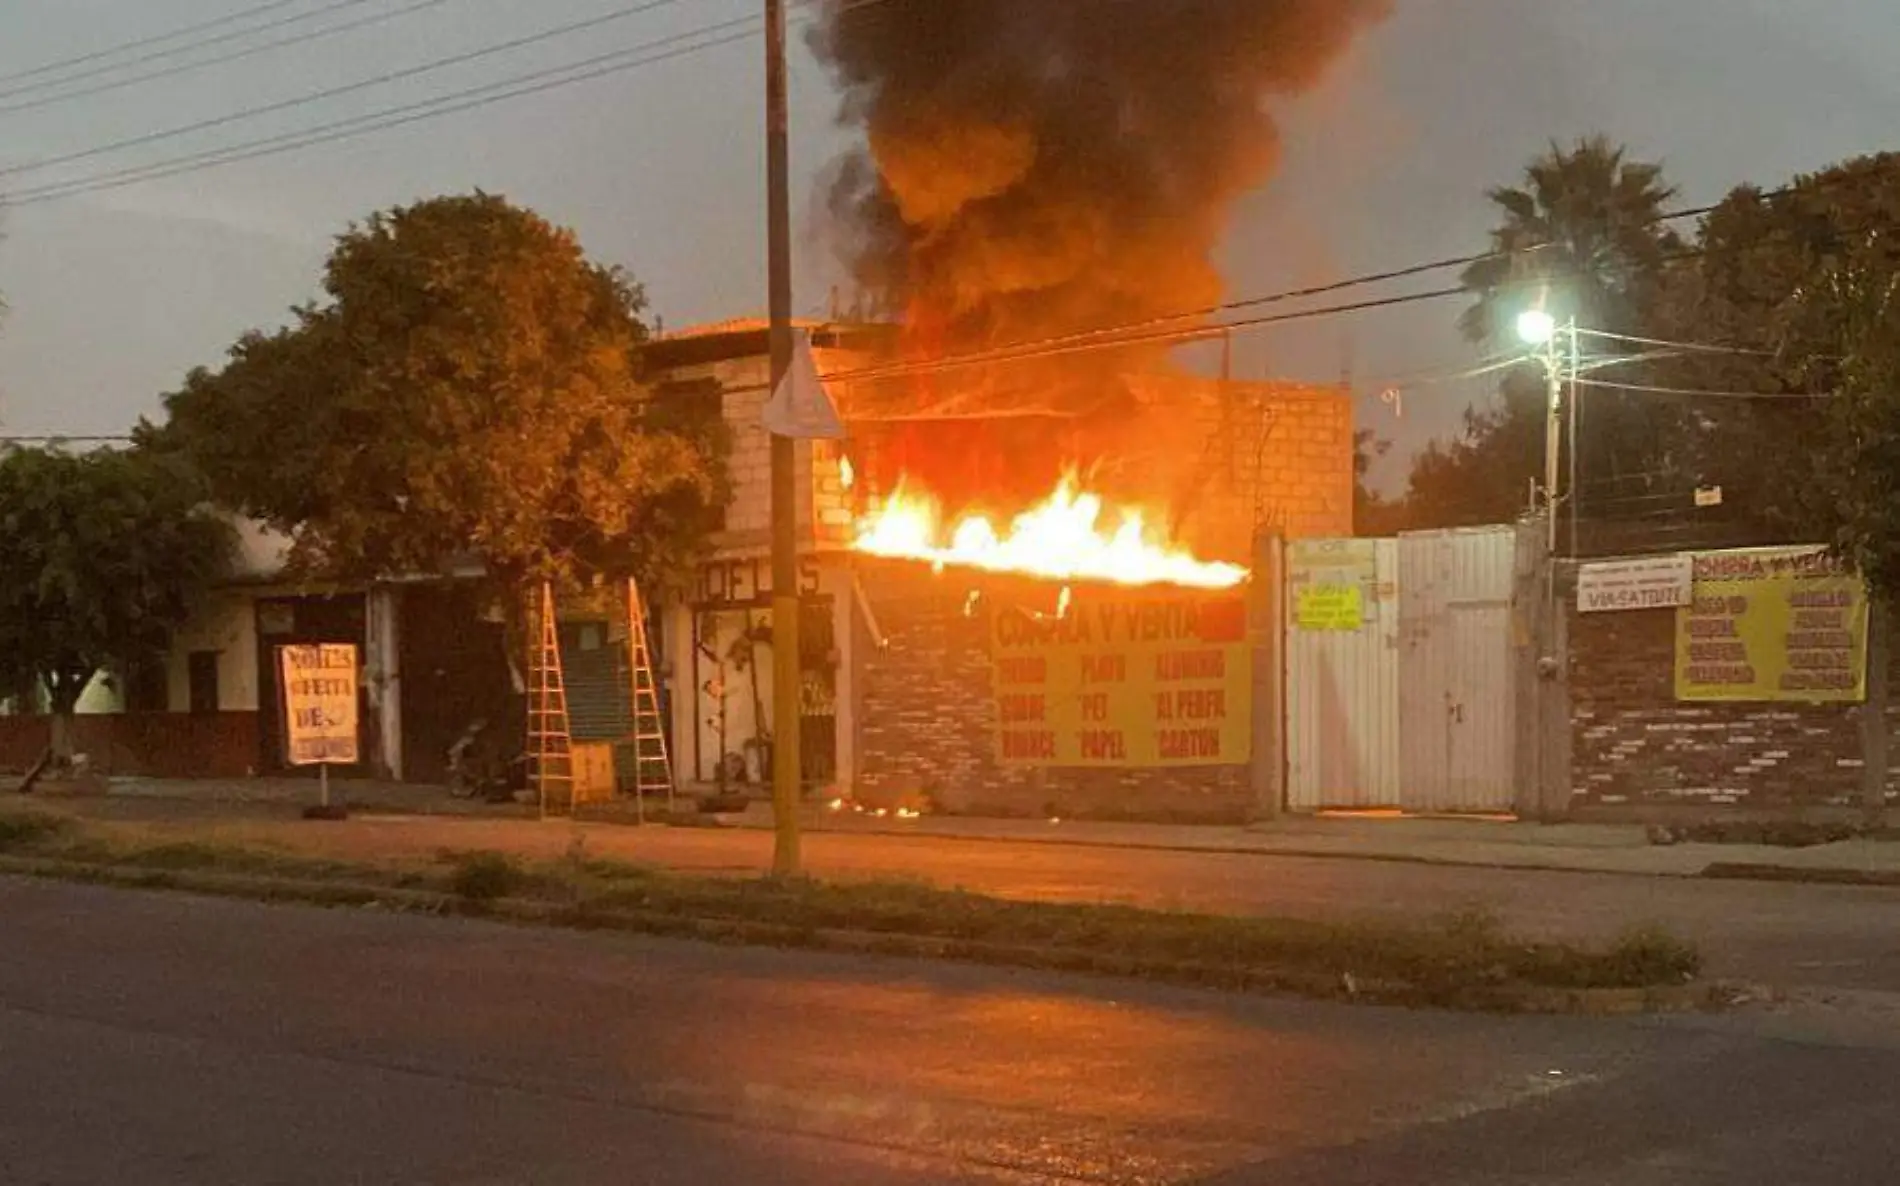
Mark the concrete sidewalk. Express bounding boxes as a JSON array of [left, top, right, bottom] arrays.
[[29, 777, 1900, 883], [731, 803, 1900, 882]]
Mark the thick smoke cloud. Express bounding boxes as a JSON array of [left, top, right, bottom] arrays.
[[808, 0, 1390, 370]]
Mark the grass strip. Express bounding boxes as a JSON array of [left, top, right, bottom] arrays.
[[0, 807, 1708, 1013]]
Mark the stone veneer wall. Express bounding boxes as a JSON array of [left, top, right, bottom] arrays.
[[852, 559, 1256, 823], [1569, 604, 1900, 811]]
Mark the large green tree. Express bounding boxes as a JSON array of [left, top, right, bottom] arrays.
[[1650, 153, 1900, 550], [0, 447, 234, 764], [141, 193, 725, 595], [1407, 137, 1685, 530]]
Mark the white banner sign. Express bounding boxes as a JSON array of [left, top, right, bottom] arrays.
[[279, 643, 360, 766], [1578, 555, 1694, 614]]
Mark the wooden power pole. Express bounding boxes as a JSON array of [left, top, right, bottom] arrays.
[[764, 0, 802, 876]]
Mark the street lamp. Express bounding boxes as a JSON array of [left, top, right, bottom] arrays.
[[1517, 306, 1574, 556], [1516, 309, 1558, 347]]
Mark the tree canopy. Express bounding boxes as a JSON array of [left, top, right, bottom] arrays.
[[141, 193, 726, 594], [0, 446, 233, 734], [1650, 153, 1900, 557]]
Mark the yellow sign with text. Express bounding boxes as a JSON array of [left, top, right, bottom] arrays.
[[1296, 584, 1364, 631], [1675, 547, 1868, 703], [992, 594, 1253, 767]]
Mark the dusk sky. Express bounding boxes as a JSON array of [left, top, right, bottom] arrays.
[[1, 0, 1895, 490]]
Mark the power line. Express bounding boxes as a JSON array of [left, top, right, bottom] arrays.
[[0, 0, 306, 87], [0, 435, 133, 444], [0, 0, 446, 119], [710, 285, 1472, 397], [0, 0, 694, 181], [1, 0, 1880, 400], [1576, 327, 1781, 358], [1, 18, 763, 207], [1573, 378, 1830, 401]]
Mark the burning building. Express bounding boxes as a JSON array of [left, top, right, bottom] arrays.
[[643, 320, 1351, 819], [638, 0, 1385, 816]]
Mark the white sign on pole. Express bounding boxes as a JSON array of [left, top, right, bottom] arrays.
[[279, 643, 360, 766], [762, 331, 846, 440], [1577, 555, 1695, 614]]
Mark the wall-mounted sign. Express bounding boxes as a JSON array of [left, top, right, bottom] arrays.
[[1674, 547, 1867, 703], [695, 556, 822, 608], [279, 643, 360, 766], [1289, 539, 1378, 632], [1578, 555, 1694, 614], [1296, 584, 1364, 631], [991, 593, 1252, 768]]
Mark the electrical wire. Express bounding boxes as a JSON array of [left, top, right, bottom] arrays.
[[0, 435, 133, 444], [0, 0, 307, 87], [0, 0, 920, 203], [1573, 378, 1830, 401], [1574, 327, 1782, 357], [0, 0, 1878, 411], [0, 18, 764, 207], [0, 0, 447, 119], [0, 0, 694, 180]]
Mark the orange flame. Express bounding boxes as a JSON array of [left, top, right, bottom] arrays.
[[853, 475, 1248, 589]]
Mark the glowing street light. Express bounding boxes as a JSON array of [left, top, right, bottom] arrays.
[[1516, 308, 1558, 346]]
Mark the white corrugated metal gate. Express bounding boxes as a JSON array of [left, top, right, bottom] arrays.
[[1286, 539, 1399, 810], [1286, 527, 1518, 814]]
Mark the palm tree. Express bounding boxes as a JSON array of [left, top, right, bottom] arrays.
[[1402, 138, 1686, 536], [1459, 135, 1680, 343]]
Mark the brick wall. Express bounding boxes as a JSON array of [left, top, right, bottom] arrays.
[[1569, 606, 1900, 811], [852, 559, 1256, 823]]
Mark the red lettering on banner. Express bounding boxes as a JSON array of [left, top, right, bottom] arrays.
[[1155, 651, 1225, 681], [1001, 731, 1057, 760], [1080, 730, 1127, 761], [1158, 729, 1222, 760], [998, 694, 1046, 724], [1082, 654, 1127, 684], [1166, 689, 1227, 720], [997, 657, 1047, 685]]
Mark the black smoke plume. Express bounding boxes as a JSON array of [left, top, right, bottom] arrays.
[[808, 0, 1390, 373]]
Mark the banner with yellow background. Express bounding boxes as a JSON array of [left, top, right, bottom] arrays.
[[992, 592, 1252, 767], [1675, 547, 1867, 703]]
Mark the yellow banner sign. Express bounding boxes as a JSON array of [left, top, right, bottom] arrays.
[[1675, 548, 1868, 703], [1290, 539, 1378, 632], [1296, 584, 1364, 631], [992, 594, 1252, 767]]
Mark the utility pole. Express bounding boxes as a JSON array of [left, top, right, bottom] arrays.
[[764, 0, 802, 876], [1541, 331, 1562, 558], [1566, 319, 1581, 559]]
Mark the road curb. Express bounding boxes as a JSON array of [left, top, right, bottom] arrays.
[[1699, 862, 1900, 887], [732, 818, 1710, 880]]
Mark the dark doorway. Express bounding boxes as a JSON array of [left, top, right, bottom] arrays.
[[125, 659, 170, 713], [398, 583, 514, 786], [187, 652, 220, 715]]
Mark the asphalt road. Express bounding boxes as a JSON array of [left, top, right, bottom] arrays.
[[4, 878, 1899, 1184]]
